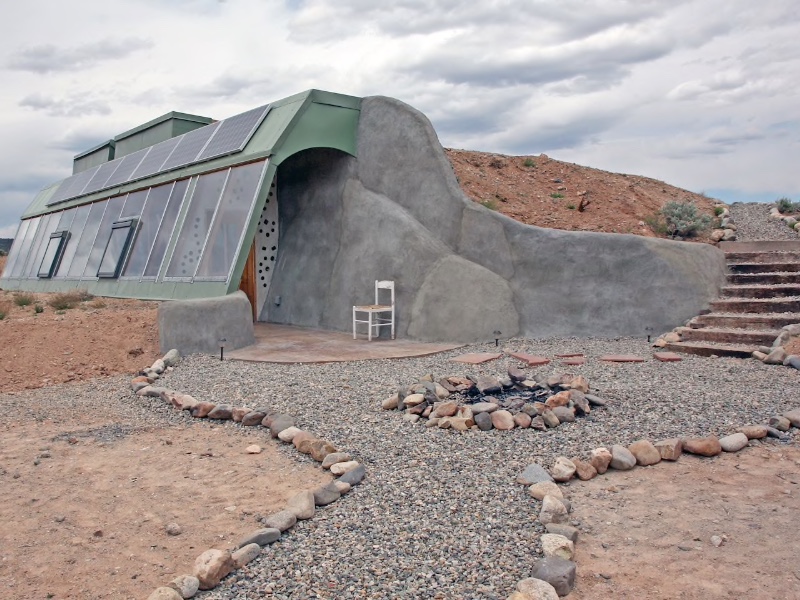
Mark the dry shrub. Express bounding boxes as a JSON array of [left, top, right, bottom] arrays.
[[13, 292, 35, 307], [47, 289, 94, 310], [0, 300, 11, 320]]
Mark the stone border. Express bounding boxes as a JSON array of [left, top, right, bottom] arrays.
[[508, 414, 799, 599], [709, 203, 737, 243], [132, 350, 366, 600], [751, 323, 800, 369]]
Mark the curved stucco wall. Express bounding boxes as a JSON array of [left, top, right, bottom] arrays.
[[265, 96, 726, 342]]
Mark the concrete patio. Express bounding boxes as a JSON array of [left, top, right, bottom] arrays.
[[226, 323, 462, 363]]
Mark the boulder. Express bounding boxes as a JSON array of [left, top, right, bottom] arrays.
[[538, 494, 568, 525], [168, 574, 200, 599], [475, 412, 494, 431], [517, 463, 554, 485], [309, 440, 338, 462], [432, 401, 458, 418], [193, 549, 235, 590], [330, 461, 360, 476], [570, 457, 597, 481], [654, 438, 683, 461], [286, 491, 316, 520], [541, 533, 575, 560], [737, 425, 768, 439], [683, 437, 722, 457], [471, 402, 499, 414], [207, 404, 233, 420], [277, 426, 303, 443], [567, 375, 589, 393], [268, 415, 296, 438], [551, 406, 575, 423], [550, 457, 576, 482], [528, 481, 563, 500], [609, 445, 636, 470], [313, 482, 342, 506], [541, 410, 560, 428], [544, 391, 570, 409], [545, 523, 579, 543], [292, 431, 316, 449], [162, 349, 181, 367], [190, 402, 216, 418], [241, 411, 267, 426], [589, 448, 612, 474], [628, 440, 661, 466], [476, 375, 502, 395], [516, 578, 560, 600], [262, 510, 297, 532], [719, 432, 749, 452], [513, 412, 532, 429], [529, 556, 577, 597], [232, 543, 261, 568], [491, 410, 515, 430], [784, 409, 800, 428], [338, 464, 366, 486], [769, 416, 791, 432], [235, 528, 281, 548], [321, 452, 352, 469]]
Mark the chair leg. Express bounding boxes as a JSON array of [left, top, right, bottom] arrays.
[[368, 313, 373, 342], [352, 308, 357, 340]]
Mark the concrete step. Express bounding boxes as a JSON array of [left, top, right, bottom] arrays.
[[727, 262, 800, 274], [727, 272, 800, 285], [720, 284, 800, 298], [675, 326, 778, 346], [710, 298, 800, 314], [690, 313, 800, 330], [664, 341, 755, 358], [724, 251, 800, 263]]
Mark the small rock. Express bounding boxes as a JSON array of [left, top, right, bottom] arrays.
[[286, 491, 315, 520], [551, 406, 575, 423], [403, 393, 426, 407], [529, 556, 577, 597], [508, 364, 528, 383], [719, 432, 749, 452], [277, 426, 303, 442], [246, 445, 262, 454], [241, 411, 267, 426], [338, 464, 366, 486], [313, 482, 342, 506], [541, 410, 560, 428], [628, 440, 661, 466], [539, 494, 569, 525], [165, 523, 182, 536], [268, 415, 295, 439], [550, 457, 576, 482], [148, 587, 183, 600], [206, 404, 232, 420], [168, 574, 200, 599], [545, 523, 579, 543], [764, 346, 787, 365], [585, 394, 607, 407], [432, 401, 458, 418], [231, 407, 250, 422], [292, 431, 316, 449], [567, 375, 589, 393], [654, 438, 683, 461], [232, 543, 261, 568], [309, 440, 338, 462], [710, 535, 724, 548], [683, 437, 722, 457], [475, 412, 493, 431], [403, 413, 420, 424], [333, 480, 351, 494], [470, 402, 499, 414], [235, 528, 281, 548], [381, 394, 399, 410], [541, 533, 575, 560], [528, 481, 563, 501], [769, 416, 791, 432], [609, 445, 636, 470], [737, 425, 768, 439], [590, 448, 613, 474], [330, 460, 360, 476], [514, 412, 532, 429], [262, 510, 297, 532], [193, 549, 235, 590], [491, 410, 515, 430], [517, 463, 554, 485], [570, 457, 597, 481], [544, 391, 571, 409], [190, 402, 216, 418], [752, 350, 768, 361], [516, 577, 560, 600], [321, 452, 352, 469], [162, 349, 181, 367], [784, 409, 800, 428], [476, 375, 502, 395], [531, 415, 547, 430]]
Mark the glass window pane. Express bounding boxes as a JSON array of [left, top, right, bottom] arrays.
[[56, 207, 77, 231], [196, 161, 264, 279], [143, 179, 189, 278], [2, 220, 29, 277], [120, 190, 147, 219], [56, 204, 91, 278], [38, 232, 68, 278], [25, 213, 59, 278], [123, 183, 172, 278], [98, 221, 135, 278], [9, 218, 39, 277], [83, 196, 125, 277], [67, 202, 108, 277], [166, 170, 228, 278]]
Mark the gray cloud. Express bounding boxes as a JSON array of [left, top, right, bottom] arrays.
[[7, 37, 153, 74], [19, 93, 112, 118]]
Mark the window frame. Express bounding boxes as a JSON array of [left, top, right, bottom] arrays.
[[96, 218, 139, 279], [37, 230, 70, 279]]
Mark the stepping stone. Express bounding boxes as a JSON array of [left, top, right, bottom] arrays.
[[562, 358, 585, 366], [450, 352, 502, 364], [555, 353, 584, 358], [508, 352, 551, 366], [654, 351, 683, 362], [600, 354, 645, 363]]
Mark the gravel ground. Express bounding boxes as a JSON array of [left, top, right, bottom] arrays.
[[728, 202, 800, 242], [124, 339, 800, 600]]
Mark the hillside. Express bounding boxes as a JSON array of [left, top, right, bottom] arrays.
[[446, 150, 719, 242]]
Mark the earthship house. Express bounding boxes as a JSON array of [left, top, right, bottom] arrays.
[[0, 90, 727, 352]]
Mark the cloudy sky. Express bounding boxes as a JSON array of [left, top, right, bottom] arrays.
[[1, 0, 798, 237]]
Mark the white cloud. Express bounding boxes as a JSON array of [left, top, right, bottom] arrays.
[[0, 0, 799, 237]]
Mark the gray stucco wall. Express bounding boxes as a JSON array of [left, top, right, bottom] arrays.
[[265, 96, 727, 342]]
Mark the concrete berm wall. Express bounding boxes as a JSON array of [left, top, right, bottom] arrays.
[[265, 96, 727, 343]]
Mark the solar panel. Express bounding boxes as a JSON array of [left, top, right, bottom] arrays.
[[82, 159, 123, 195], [104, 147, 150, 188], [197, 105, 269, 161], [160, 121, 220, 171], [48, 166, 101, 205], [129, 136, 181, 181]]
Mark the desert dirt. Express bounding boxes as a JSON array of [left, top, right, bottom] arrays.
[[0, 161, 797, 600]]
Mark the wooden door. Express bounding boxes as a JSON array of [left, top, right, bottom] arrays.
[[239, 242, 257, 320]]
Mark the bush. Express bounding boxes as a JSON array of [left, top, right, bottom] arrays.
[[47, 289, 93, 310], [653, 201, 712, 238], [550, 193, 564, 199], [566, 204, 576, 210], [34, 304, 44, 314], [523, 158, 535, 168], [481, 199, 498, 210], [714, 206, 725, 216], [0, 300, 10, 320], [777, 197, 799, 213], [13, 292, 35, 307]]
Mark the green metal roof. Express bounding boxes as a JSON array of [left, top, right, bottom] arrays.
[[112, 111, 214, 143], [23, 89, 361, 220]]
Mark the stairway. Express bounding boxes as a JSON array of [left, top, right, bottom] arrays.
[[666, 241, 800, 358]]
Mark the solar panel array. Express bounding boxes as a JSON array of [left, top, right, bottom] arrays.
[[46, 104, 270, 207]]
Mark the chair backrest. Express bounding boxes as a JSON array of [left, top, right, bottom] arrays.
[[375, 280, 395, 306]]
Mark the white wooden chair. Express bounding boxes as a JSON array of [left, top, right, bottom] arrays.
[[352, 280, 395, 341]]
